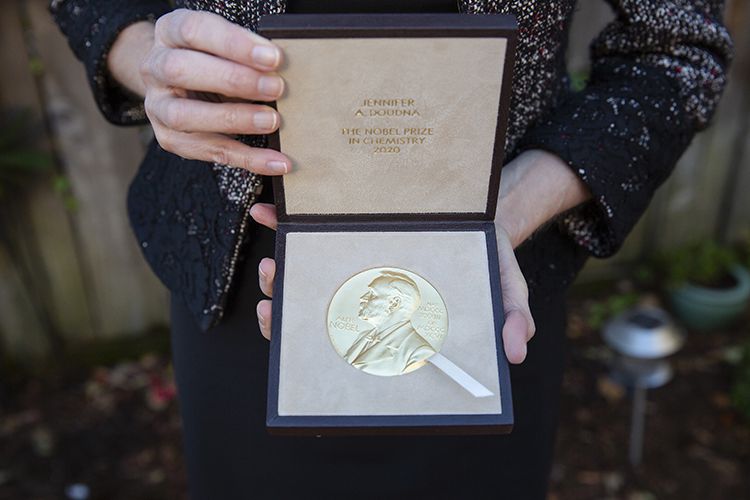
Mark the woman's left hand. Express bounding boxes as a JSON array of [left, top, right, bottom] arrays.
[[251, 149, 591, 365]]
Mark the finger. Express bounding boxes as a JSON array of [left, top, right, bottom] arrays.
[[148, 48, 284, 101], [152, 123, 290, 175], [257, 300, 273, 340], [496, 228, 535, 338], [156, 9, 283, 71], [496, 227, 536, 364], [250, 203, 278, 231], [258, 257, 276, 298], [503, 310, 530, 364], [152, 97, 279, 135]]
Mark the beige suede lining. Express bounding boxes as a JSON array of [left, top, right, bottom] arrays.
[[277, 231, 502, 416], [275, 37, 507, 215]]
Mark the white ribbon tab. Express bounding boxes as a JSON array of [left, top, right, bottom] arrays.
[[428, 353, 494, 398]]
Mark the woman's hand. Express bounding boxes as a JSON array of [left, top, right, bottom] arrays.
[[250, 202, 534, 364], [250, 145, 592, 365], [251, 149, 590, 364], [251, 202, 279, 344], [108, 10, 290, 174]]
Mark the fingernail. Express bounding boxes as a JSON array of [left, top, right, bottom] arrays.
[[252, 45, 281, 68], [257, 308, 266, 326], [258, 76, 284, 98], [266, 160, 289, 173], [253, 111, 277, 131], [259, 260, 269, 279]]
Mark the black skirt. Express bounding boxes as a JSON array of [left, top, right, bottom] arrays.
[[169, 214, 568, 500]]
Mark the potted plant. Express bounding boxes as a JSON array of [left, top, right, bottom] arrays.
[[664, 240, 750, 330]]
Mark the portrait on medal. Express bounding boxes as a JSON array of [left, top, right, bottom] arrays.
[[327, 268, 449, 377]]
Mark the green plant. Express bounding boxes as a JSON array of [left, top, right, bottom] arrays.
[[0, 110, 53, 199], [585, 291, 640, 330], [662, 240, 740, 289], [568, 69, 589, 92]]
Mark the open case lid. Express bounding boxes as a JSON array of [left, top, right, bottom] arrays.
[[259, 14, 517, 222]]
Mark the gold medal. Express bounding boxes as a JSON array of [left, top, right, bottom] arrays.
[[327, 267, 449, 377]]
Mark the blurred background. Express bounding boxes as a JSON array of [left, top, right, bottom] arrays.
[[1, 1, 748, 499]]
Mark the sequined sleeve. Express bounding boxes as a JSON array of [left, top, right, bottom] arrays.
[[49, 0, 172, 125], [517, 0, 733, 258]]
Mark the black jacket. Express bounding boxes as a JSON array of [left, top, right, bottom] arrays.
[[51, 0, 733, 330]]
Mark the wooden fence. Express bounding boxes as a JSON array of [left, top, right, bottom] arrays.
[[0, 0, 748, 360]]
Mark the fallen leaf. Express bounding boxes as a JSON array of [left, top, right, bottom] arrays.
[[577, 470, 601, 485], [598, 376, 625, 403]]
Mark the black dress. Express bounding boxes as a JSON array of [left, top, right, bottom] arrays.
[[167, 5, 565, 499]]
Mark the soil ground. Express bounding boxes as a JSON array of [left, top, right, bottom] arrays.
[[1, 296, 748, 499]]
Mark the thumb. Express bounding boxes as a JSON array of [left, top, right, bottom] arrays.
[[495, 226, 536, 364]]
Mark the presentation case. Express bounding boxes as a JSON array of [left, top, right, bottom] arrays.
[[258, 13, 518, 436]]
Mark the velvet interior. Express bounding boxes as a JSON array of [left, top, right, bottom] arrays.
[[277, 230, 503, 416], [275, 37, 507, 216]]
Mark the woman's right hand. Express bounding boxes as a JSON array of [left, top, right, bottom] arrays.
[[112, 9, 290, 174]]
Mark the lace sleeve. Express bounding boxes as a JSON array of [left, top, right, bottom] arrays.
[[517, 0, 733, 257], [49, 0, 171, 125]]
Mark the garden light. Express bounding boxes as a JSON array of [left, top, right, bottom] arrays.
[[602, 306, 685, 466]]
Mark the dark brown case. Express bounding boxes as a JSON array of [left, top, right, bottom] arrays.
[[259, 13, 517, 436]]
